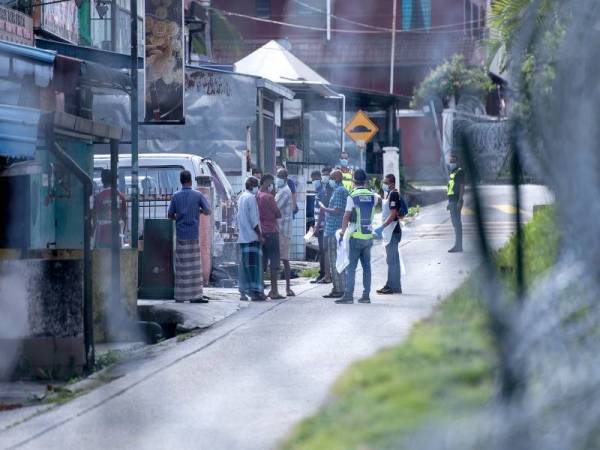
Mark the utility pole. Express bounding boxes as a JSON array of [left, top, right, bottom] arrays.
[[130, 0, 139, 249], [326, 0, 331, 41], [389, 0, 397, 94]]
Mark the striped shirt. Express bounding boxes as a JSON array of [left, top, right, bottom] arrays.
[[324, 184, 348, 237], [168, 187, 210, 240]]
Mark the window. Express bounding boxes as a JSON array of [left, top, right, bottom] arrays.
[[402, 0, 431, 31], [256, 0, 271, 18]]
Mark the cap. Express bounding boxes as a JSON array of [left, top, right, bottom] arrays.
[[353, 169, 367, 183]]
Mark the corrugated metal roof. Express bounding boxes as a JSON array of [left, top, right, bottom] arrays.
[[0, 105, 43, 158], [0, 40, 56, 87]]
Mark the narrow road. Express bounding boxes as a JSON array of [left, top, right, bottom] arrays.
[[1, 185, 552, 450]]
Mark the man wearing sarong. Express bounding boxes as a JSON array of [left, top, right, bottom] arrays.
[[168, 170, 211, 303], [237, 176, 266, 301]]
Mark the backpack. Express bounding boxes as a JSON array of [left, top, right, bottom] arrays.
[[399, 196, 409, 217]]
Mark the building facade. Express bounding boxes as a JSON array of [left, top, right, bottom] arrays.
[[211, 0, 487, 99]]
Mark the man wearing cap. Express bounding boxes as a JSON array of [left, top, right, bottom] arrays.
[[336, 169, 378, 304]]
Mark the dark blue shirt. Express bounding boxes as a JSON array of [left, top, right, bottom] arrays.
[[168, 187, 210, 240]]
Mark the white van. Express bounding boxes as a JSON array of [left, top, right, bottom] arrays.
[[93, 153, 237, 258]]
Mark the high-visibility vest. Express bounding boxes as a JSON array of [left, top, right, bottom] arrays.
[[341, 170, 353, 191], [349, 187, 376, 240], [447, 168, 462, 197]]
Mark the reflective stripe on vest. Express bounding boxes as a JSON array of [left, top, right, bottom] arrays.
[[342, 170, 353, 191], [350, 187, 376, 240], [447, 168, 461, 197]]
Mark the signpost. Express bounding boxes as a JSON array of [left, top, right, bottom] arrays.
[[344, 110, 379, 170]]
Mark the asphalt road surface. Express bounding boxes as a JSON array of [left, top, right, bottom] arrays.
[[1, 185, 552, 450]]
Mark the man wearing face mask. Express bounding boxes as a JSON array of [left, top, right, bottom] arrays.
[[447, 152, 465, 253], [275, 169, 295, 297], [319, 169, 349, 298], [338, 151, 354, 191], [256, 174, 284, 299], [237, 176, 265, 301], [310, 169, 332, 284]]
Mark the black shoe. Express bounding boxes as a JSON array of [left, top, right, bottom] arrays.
[[377, 286, 393, 295], [448, 247, 463, 253], [316, 278, 332, 284], [240, 294, 249, 302], [323, 291, 344, 298], [310, 276, 324, 284], [358, 296, 371, 304], [335, 297, 353, 304], [190, 297, 209, 303], [251, 295, 267, 302]]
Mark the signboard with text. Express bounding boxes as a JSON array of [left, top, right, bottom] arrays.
[[0, 6, 33, 45], [144, 0, 184, 123], [34, 0, 79, 44]]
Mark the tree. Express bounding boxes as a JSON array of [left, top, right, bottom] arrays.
[[411, 55, 493, 109]]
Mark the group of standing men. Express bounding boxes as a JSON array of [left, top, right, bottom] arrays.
[[165, 151, 464, 305], [235, 151, 408, 305], [236, 168, 297, 301]]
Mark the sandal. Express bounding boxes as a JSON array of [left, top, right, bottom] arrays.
[[268, 292, 285, 300], [286, 289, 296, 297]]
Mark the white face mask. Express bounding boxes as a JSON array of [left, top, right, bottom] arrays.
[[329, 179, 337, 188], [448, 163, 457, 171], [251, 187, 258, 195], [276, 178, 286, 189], [267, 184, 274, 193], [322, 175, 330, 183]]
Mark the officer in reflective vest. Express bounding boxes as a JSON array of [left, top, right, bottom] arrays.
[[447, 152, 465, 253], [338, 151, 354, 191], [336, 168, 379, 304]]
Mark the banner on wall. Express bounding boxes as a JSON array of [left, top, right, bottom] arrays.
[[33, 0, 79, 44], [144, 0, 184, 123]]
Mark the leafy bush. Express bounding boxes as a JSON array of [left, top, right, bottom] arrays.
[[411, 55, 493, 109]]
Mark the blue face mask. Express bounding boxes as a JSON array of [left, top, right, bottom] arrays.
[[276, 178, 286, 189], [329, 179, 337, 189], [313, 180, 322, 190], [267, 184, 274, 193], [448, 163, 457, 172], [251, 187, 258, 195], [322, 175, 330, 184], [339, 159, 349, 167], [382, 184, 389, 193]]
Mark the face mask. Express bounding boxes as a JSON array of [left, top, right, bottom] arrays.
[[322, 175, 330, 184], [313, 180, 322, 190], [267, 184, 274, 193], [251, 187, 258, 195], [339, 159, 349, 167], [329, 179, 337, 189], [382, 184, 390, 193], [448, 163, 457, 171], [276, 178, 286, 189]]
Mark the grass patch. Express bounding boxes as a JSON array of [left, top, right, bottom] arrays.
[[406, 205, 421, 218], [300, 267, 320, 279], [282, 207, 557, 450]]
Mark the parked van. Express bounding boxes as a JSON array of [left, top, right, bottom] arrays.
[[93, 153, 237, 259]]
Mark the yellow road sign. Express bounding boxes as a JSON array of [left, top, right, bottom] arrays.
[[344, 110, 379, 144]]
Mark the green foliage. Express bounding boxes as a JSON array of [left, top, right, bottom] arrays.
[[282, 208, 558, 450], [411, 55, 493, 109], [300, 267, 320, 279], [406, 205, 421, 218]]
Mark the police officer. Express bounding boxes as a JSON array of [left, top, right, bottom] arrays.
[[336, 169, 378, 304], [338, 151, 354, 192], [447, 152, 465, 253]]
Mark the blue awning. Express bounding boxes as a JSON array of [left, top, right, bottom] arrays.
[[0, 105, 43, 158], [0, 41, 56, 88]]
